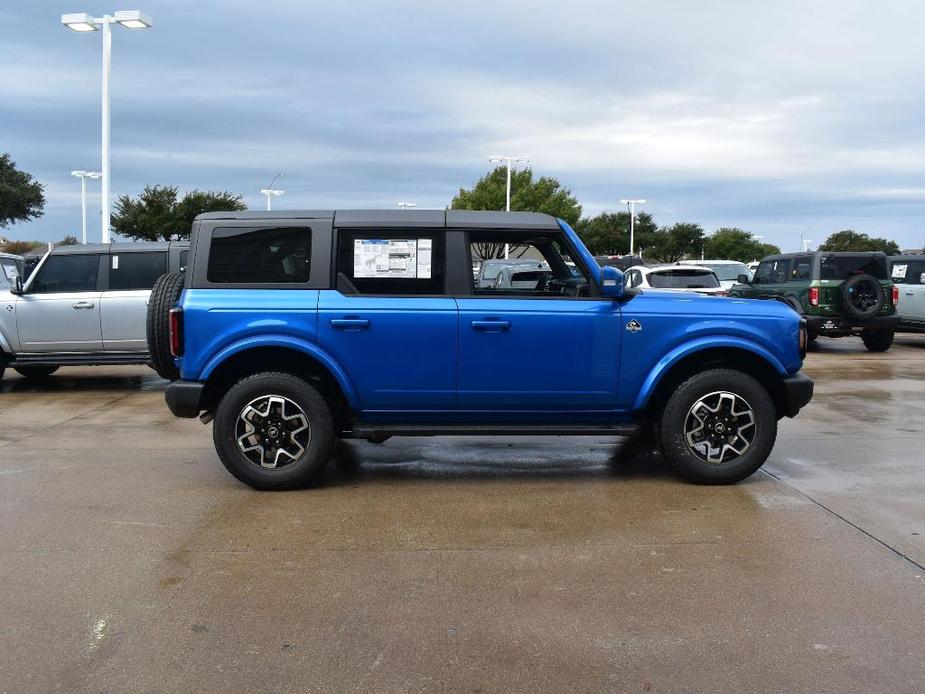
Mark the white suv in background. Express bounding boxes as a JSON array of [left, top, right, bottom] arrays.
[[685, 259, 754, 290], [624, 265, 727, 296]]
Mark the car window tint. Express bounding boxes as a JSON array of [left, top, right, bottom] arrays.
[[791, 256, 812, 280], [648, 270, 720, 289], [753, 259, 790, 284], [819, 255, 887, 280], [30, 254, 100, 293], [109, 252, 167, 290], [208, 227, 311, 283], [337, 231, 444, 295]]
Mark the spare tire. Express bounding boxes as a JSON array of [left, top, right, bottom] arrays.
[[147, 272, 185, 380], [841, 273, 884, 321]]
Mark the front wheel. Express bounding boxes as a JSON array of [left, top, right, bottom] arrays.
[[14, 366, 59, 380], [212, 372, 335, 490], [659, 369, 777, 484], [861, 329, 893, 352]]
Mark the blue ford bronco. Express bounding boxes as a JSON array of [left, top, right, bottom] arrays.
[[149, 210, 813, 490]]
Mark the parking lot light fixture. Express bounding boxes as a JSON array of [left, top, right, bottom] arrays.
[[260, 174, 285, 211], [71, 170, 102, 244], [620, 199, 647, 255], [397, 201, 416, 210], [489, 155, 529, 258], [61, 9, 153, 244]]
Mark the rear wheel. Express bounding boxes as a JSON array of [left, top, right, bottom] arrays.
[[861, 329, 894, 352], [146, 272, 185, 380], [14, 366, 59, 380], [659, 369, 777, 484], [212, 372, 335, 490]]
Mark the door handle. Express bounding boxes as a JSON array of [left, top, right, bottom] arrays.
[[72, 301, 95, 309], [906, 291, 915, 296], [471, 320, 510, 331], [330, 318, 370, 329]]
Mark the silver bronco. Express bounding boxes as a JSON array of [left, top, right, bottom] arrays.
[[0, 242, 187, 381]]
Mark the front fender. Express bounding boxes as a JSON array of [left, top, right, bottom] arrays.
[[198, 334, 361, 410], [0, 299, 16, 355], [632, 336, 787, 411]]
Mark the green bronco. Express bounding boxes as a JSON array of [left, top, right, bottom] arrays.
[[730, 251, 899, 352]]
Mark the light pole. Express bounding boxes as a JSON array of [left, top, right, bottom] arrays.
[[619, 199, 647, 255], [397, 201, 416, 210], [489, 155, 529, 257], [70, 170, 102, 244], [800, 226, 813, 253], [62, 11, 153, 244], [260, 173, 285, 211]]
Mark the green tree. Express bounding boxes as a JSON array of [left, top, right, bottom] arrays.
[[0, 154, 45, 228], [59, 234, 79, 246], [572, 211, 658, 256], [818, 229, 901, 255], [112, 185, 246, 241], [452, 167, 582, 227], [647, 222, 705, 263], [1, 240, 43, 255], [704, 227, 780, 262]]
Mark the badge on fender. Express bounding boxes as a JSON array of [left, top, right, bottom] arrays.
[[626, 319, 642, 333]]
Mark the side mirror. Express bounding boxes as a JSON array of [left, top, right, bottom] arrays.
[[737, 274, 751, 285], [600, 265, 625, 298], [10, 276, 23, 295]]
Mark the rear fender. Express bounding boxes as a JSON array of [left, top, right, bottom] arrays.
[[199, 334, 360, 410], [633, 336, 787, 411]]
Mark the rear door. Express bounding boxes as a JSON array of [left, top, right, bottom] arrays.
[[316, 227, 458, 412], [100, 250, 167, 351], [15, 253, 104, 352]]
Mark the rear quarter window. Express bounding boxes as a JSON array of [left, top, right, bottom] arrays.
[[820, 256, 887, 280], [208, 227, 311, 284]]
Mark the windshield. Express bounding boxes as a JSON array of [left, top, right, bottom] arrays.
[[698, 262, 750, 281], [649, 269, 720, 289], [819, 255, 887, 280]]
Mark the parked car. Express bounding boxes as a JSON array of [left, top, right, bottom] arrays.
[[475, 258, 546, 288], [0, 242, 188, 381], [149, 209, 812, 490], [491, 262, 550, 289], [595, 255, 645, 271], [729, 251, 899, 351], [684, 259, 753, 290], [0, 252, 24, 292], [889, 255, 925, 330], [624, 265, 727, 296], [747, 261, 760, 273]]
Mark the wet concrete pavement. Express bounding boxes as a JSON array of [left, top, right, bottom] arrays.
[[1, 335, 924, 692]]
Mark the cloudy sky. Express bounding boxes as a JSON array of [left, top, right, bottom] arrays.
[[3, 0, 924, 250]]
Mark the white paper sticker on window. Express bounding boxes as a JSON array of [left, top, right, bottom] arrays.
[[892, 263, 907, 279], [111, 255, 119, 270], [354, 238, 430, 279]]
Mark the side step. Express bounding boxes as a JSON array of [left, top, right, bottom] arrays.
[[9, 352, 151, 367], [350, 423, 641, 438]]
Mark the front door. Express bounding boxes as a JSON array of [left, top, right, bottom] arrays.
[[316, 229, 457, 412], [16, 253, 104, 352], [456, 230, 622, 413]]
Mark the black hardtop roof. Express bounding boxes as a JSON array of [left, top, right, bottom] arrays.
[[759, 250, 889, 261], [49, 241, 188, 255], [195, 209, 561, 230], [889, 254, 925, 261]]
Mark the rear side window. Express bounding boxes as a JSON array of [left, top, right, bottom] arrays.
[[31, 254, 100, 293], [208, 227, 311, 284], [753, 259, 791, 284], [336, 231, 444, 295], [649, 269, 720, 289], [110, 252, 166, 290], [820, 255, 887, 280]]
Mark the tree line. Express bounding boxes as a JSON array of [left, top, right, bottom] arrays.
[[0, 154, 912, 260]]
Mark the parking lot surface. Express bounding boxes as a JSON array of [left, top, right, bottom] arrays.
[[2, 335, 924, 693]]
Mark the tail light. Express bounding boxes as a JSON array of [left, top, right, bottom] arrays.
[[809, 287, 819, 306], [892, 286, 899, 306], [715, 290, 728, 297], [169, 308, 184, 357]]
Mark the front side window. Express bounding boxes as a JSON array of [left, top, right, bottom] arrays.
[[648, 269, 720, 289], [0, 258, 19, 290], [208, 227, 311, 284], [30, 254, 100, 293], [468, 231, 590, 297], [110, 252, 167, 290], [753, 259, 791, 284], [337, 231, 444, 295]]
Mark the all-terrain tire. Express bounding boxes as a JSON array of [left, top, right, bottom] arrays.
[[659, 369, 777, 484], [14, 366, 59, 380], [146, 272, 185, 380], [861, 329, 894, 352], [841, 273, 884, 321], [212, 372, 335, 490]]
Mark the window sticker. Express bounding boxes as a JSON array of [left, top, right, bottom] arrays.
[[353, 238, 431, 279], [1, 261, 18, 281], [892, 263, 907, 279], [112, 255, 119, 270]]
